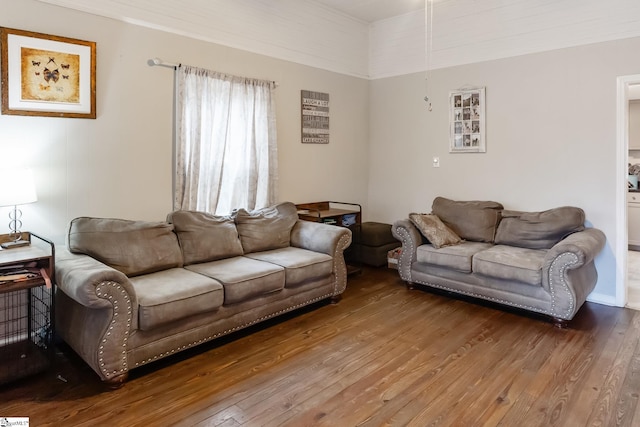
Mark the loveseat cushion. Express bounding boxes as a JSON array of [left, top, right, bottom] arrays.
[[130, 268, 224, 331], [409, 213, 463, 249], [494, 207, 585, 250], [235, 202, 298, 253], [67, 217, 183, 277], [432, 197, 503, 243], [416, 241, 493, 273], [245, 247, 333, 287], [185, 257, 285, 304], [167, 210, 244, 264], [472, 245, 546, 286]]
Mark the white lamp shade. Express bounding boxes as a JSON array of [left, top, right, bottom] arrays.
[[0, 169, 38, 207]]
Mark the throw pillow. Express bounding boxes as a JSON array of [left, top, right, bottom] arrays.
[[68, 217, 183, 277], [432, 196, 503, 243], [234, 202, 298, 253], [167, 210, 244, 265], [409, 213, 463, 249], [494, 207, 585, 249]]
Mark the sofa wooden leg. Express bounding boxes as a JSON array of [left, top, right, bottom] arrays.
[[405, 282, 415, 290], [104, 372, 129, 389], [330, 295, 342, 304], [552, 317, 569, 329]]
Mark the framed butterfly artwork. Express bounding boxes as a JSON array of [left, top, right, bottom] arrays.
[[0, 27, 96, 118]]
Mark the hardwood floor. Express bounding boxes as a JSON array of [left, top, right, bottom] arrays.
[[1, 267, 639, 426]]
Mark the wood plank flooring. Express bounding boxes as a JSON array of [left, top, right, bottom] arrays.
[[0, 267, 639, 426]]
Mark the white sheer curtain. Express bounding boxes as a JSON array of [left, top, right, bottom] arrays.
[[174, 65, 278, 214]]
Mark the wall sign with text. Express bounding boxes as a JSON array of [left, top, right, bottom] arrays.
[[301, 90, 329, 144]]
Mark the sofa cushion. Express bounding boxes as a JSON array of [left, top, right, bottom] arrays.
[[185, 257, 285, 304], [131, 268, 224, 331], [472, 245, 546, 287], [235, 202, 298, 253], [167, 210, 244, 265], [416, 241, 493, 273], [245, 247, 333, 287], [494, 207, 585, 250], [431, 197, 503, 243], [409, 213, 463, 249], [67, 217, 183, 277]]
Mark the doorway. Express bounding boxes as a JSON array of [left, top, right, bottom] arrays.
[[618, 75, 640, 308]]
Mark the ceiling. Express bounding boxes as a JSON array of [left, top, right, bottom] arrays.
[[312, 0, 425, 23]]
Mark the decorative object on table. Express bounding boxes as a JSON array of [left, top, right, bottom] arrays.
[[0, 27, 96, 118], [0, 168, 38, 249], [341, 213, 357, 227], [449, 87, 486, 153], [301, 90, 329, 144]]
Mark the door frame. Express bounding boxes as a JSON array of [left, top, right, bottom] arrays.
[[616, 74, 640, 307]]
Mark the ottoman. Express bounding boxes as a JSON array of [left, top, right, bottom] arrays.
[[348, 222, 400, 267]]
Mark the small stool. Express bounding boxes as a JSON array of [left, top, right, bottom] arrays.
[[348, 222, 400, 267]]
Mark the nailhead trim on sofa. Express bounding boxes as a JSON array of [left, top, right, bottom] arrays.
[[96, 281, 132, 379]]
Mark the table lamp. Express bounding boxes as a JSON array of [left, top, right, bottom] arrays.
[[0, 168, 38, 249]]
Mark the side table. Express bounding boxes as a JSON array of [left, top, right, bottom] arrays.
[[0, 232, 55, 385]]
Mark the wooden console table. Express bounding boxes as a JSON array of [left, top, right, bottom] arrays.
[[295, 201, 361, 227]]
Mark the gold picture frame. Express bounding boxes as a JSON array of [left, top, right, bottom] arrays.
[[1, 27, 96, 119]]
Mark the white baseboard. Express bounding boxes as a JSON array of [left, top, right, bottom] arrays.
[[586, 292, 620, 307]]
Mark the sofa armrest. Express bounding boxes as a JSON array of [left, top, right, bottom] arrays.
[[56, 249, 137, 309], [290, 220, 352, 254], [55, 249, 137, 383], [545, 228, 606, 267], [290, 220, 352, 295], [392, 219, 422, 282], [543, 228, 606, 320]]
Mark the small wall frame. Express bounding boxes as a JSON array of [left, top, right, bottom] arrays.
[[449, 87, 485, 153], [0, 27, 96, 119]]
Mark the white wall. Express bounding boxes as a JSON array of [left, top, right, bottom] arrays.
[[37, 0, 640, 81], [37, 0, 371, 78], [630, 101, 640, 152], [3, 0, 638, 304], [0, 0, 370, 244], [368, 36, 640, 303], [371, 0, 640, 79]]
